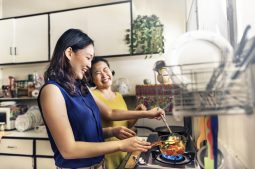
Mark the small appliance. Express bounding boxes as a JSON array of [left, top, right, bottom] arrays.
[[0, 107, 15, 130]]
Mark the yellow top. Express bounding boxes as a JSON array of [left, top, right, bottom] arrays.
[[92, 89, 128, 169]]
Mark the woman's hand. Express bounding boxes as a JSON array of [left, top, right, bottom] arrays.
[[147, 107, 165, 120], [135, 104, 147, 111], [112, 126, 136, 140], [119, 137, 151, 152]]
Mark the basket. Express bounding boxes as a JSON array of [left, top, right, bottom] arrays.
[[155, 62, 253, 116]]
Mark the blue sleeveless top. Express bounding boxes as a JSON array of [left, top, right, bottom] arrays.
[[38, 80, 104, 168]]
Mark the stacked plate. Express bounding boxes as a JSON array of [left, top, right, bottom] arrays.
[[15, 106, 43, 132]]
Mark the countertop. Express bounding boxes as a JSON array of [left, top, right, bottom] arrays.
[[1, 128, 147, 140], [1, 128, 48, 139]]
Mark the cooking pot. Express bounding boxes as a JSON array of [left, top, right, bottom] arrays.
[[197, 145, 224, 169], [135, 125, 188, 136]]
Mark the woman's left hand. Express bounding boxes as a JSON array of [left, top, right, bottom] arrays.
[[147, 107, 165, 120], [135, 104, 147, 111], [112, 126, 136, 140]]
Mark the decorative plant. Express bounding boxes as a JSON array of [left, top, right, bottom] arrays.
[[125, 14, 164, 58]]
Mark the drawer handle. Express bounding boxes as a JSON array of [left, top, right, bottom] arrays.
[[7, 146, 17, 149]]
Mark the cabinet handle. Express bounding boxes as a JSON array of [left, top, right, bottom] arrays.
[[14, 47, 17, 55], [10, 47, 12, 55], [7, 145, 17, 149]]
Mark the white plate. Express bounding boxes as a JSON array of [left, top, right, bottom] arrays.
[[170, 31, 233, 89]]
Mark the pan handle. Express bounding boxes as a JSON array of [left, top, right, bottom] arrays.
[[134, 126, 155, 132]]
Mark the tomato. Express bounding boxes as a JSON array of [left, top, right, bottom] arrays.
[[166, 149, 174, 155]]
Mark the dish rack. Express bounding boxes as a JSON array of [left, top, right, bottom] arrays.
[[154, 62, 254, 116]]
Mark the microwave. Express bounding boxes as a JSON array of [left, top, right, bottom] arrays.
[[0, 107, 15, 130]]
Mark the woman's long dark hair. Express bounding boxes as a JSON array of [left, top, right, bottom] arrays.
[[44, 29, 94, 95]]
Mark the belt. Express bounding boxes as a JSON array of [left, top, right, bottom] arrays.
[[57, 160, 104, 169]]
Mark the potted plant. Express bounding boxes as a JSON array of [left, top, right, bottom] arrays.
[[125, 14, 164, 58]]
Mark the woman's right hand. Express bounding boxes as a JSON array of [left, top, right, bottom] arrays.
[[119, 137, 151, 152], [147, 107, 165, 120]]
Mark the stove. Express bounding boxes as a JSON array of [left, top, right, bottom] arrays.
[[119, 134, 198, 169]]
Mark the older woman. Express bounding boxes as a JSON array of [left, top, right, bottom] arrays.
[[91, 57, 146, 169]]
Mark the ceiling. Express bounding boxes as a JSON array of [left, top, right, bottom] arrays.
[[1, 0, 122, 18]]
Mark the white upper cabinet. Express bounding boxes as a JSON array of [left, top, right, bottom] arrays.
[[14, 15, 49, 63], [0, 14, 48, 64], [0, 19, 15, 64], [50, 2, 130, 57]]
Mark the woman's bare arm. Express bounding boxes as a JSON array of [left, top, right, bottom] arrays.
[[40, 85, 151, 159], [91, 92, 164, 121]]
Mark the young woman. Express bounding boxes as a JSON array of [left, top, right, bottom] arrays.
[[91, 57, 146, 169], [38, 29, 165, 169]]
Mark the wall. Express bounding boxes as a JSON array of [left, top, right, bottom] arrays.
[[191, 1, 255, 168], [217, 0, 255, 168], [197, 0, 228, 39], [186, 0, 198, 31], [0, 0, 186, 128], [0, 0, 2, 17]]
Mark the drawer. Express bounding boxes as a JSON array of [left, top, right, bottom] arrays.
[[0, 139, 33, 155], [36, 140, 53, 156], [37, 158, 55, 169], [0, 156, 33, 169]]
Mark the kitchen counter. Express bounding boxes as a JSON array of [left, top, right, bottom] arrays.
[[1, 128, 48, 139], [0, 127, 54, 169]]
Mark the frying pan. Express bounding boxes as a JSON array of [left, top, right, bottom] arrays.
[[152, 134, 187, 156], [135, 125, 188, 136]]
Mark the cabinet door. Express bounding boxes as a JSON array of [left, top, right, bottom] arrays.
[[86, 3, 130, 56], [37, 158, 55, 169], [0, 19, 15, 64], [50, 9, 89, 57], [36, 140, 53, 156], [0, 156, 33, 169], [50, 2, 130, 57], [14, 14, 48, 63]]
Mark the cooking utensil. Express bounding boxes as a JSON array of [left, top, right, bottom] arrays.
[[196, 116, 206, 149], [135, 125, 187, 136], [160, 114, 173, 133]]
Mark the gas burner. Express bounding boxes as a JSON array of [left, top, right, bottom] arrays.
[[153, 150, 193, 165], [160, 154, 185, 162], [119, 134, 197, 169]]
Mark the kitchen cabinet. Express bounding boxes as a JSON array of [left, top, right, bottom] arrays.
[[14, 15, 49, 63], [36, 158, 55, 169], [0, 139, 33, 169], [0, 19, 15, 64], [50, 2, 130, 57], [0, 138, 33, 155], [0, 131, 55, 169], [36, 140, 55, 169], [0, 156, 34, 169], [0, 14, 48, 64]]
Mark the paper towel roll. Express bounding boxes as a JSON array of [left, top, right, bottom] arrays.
[[32, 89, 39, 98]]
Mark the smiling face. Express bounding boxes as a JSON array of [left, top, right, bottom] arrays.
[[91, 61, 113, 89], [66, 44, 94, 80]]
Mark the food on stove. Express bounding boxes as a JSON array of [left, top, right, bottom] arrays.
[[160, 135, 186, 156]]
